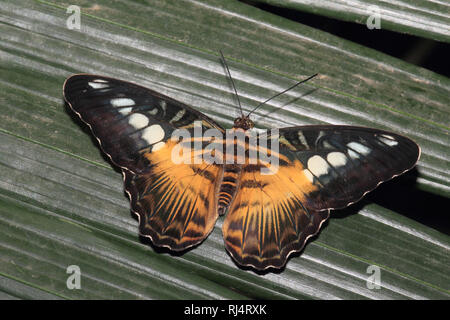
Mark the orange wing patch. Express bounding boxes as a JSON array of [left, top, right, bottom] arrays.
[[222, 155, 329, 270], [125, 139, 223, 250]]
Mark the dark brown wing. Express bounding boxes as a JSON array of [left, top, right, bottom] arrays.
[[64, 74, 225, 250]]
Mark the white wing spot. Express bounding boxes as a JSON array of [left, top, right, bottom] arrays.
[[303, 169, 314, 182], [378, 134, 398, 146], [170, 109, 186, 123], [111, 98, 135, 108], [323, 141, 334, 149], [151, 141, 166, 152], [297, 131, 309, 147], [148, 108, 158, 115], [142, 124, 165, 145], [347, 142, 371, 155], [317, 131, 325, 141], [307, 155, 330, 177], [118, 107, 132, 116], [88, 82, 109, 89], [92, 79, 108, 83], [128, 113, 149, 129], [159, 100, 167, 111], [348, 149, 360, 159], [327, 152, 347, 167]]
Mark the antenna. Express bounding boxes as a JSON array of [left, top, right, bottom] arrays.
[[247, 73, 318, 117], [219, 50, 244, 116]]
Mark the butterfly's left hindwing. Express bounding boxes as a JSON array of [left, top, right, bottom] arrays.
[[123, 140, 223, 250], [63, 74, 225, 250]]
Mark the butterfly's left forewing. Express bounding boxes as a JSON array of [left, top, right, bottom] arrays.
[[63, 74, 224, 173], [64, 74, 225, 250]]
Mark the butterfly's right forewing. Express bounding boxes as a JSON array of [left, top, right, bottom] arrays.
[[278, 125, 421, 211]]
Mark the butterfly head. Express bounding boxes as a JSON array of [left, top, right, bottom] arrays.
[[233, 116, 254, 131]]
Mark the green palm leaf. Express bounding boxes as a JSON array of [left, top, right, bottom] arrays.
[[0, 0, 448, 299], [248, 0, 450, 42]]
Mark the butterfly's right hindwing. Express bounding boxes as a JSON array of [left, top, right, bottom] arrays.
[[222, 125, 420, 270]]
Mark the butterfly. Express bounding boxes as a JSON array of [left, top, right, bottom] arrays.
[[63, 61, 420, 271]]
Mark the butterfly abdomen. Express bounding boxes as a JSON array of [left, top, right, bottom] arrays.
[[218, 164, 242, 215]]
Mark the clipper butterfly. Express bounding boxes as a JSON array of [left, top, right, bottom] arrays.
[[63, 62, 420, 270]]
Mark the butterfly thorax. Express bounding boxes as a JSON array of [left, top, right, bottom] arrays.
[[233, 116, 254, 131]]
